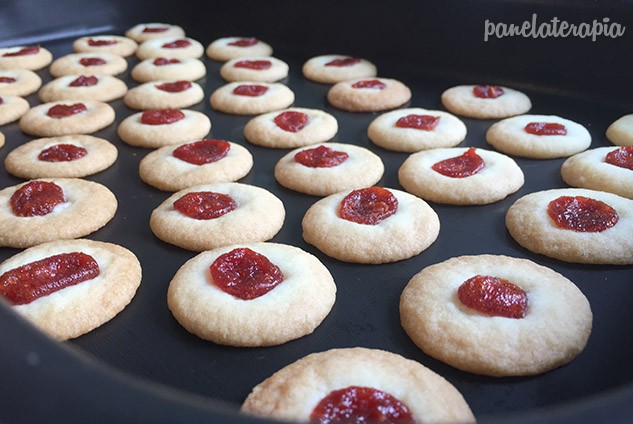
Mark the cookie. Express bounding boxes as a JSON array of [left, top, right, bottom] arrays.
[[327, 77, 411, 112], [131, 57, 206, 83], [167, 242, 335, 346], [0, 94, 30, 126], [210, 81, 294, 115], [505, 188, 633, 264], [38, 74, 128, 103], [220, 56, 289, 82], [302, 186, 440, 263], [0, 178, 117, 248], [19, 100, 115, 137], [241, 347, 474, 423], [0, 131, 4, 148], [117, 108, 211, 148], [398, 147, 524, 205], [4, 135, 118, 179], [123, 80, 204, 110], [400, 255, 592, 376], [0, 69, 42, 96], [274, 143, 384, 196], [441, 84, 532, 119], [206, 37, 273, 62], [486, 114, 591, 159], [49, 52, 128, 77], [243, 107, 337, 148], [367, 107, 467, 152], [606, 114, 633, 146], [561, 146, 633, 199], [139, 139, 253, 191], [72, 35, 138, 57], [136, 37, 204, 60], [0, 239, 141, 341], [0, 45, 53, 71], [125, 22, 186, 43], [302, 54, 377, 84]]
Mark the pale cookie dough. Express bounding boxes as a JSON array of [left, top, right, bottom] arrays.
[[400, 255, 592, 377], [242, 347, 475, 424], [302, 187, 440, 264], [441, 84, 532, 119], [0, 239, 141, 341], [327, 77, 411, 112], [125, 22, 185, 43], [606, 114, 633, 146], [0, 94, 30, 126], [139, 139, 253, 191], [275, 143, 384, 196], [243, 107, 337, 148], [131, 57, 206, 83], [124, 80, 204, 110], [506, 188, 633, 264], [0, 178, 117, 248], [136, 37, 204, 60], [486, 114, 591, 159], [368, 108, 467, 152], [49, 52, 128, 77], [0, 45, 53, 71], [167, 242, 335, 346], [73, 35, 138, 57], [0, 69, 42, 96], [0, 131, 4, 148], [117, 109, 211, 148], [5, 135, 118, 179], [39, 74, 128, 103], [398, 147, 524, 205], [210, 81, 294, 115], [220, 56, 289, 82], [19, 100, 115, 137], [302, 54, 377, 84], [206, 36, 273, 62]]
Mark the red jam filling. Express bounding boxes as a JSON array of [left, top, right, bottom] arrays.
[[87, 38, 118, 46], [172, 139, 231, 165], [295, 145, 349, 168], [38, 144, 88, 162], [339, 187, 398, 225], [310, 386, 414, 424], [458, 275, 528, 319], [10, 181, 65, 217], [209, 247, 283, 300], [432, 147, 485, 178], [153, 57, 181, 66], [234, 60, 272, 70], [142, 26, 169, 33], [155, 80, 191, 93], [0, 76, 17, 83], [0, 252, 100, 306], [0, 97, 3, 105], [473, 85, 504, 99], [547, 195, 619, 232], [140, 108, 185, 125], [69, 75, 98, 87], [395, 114, 441, 131], [525, 122, 568, 136], [325, 57, 361, 67], [228, 37, 258, 47], [173, 191, 237, 220], [79, 57, 107, 67], [352, 79, 386, 89], [2, 45, 40, 57], [162, 39, 191, 49], [273, 111, 310, 132], [605, 146, 633, 170], [46, 103, 87, 118], [232, 84, 268, 97]]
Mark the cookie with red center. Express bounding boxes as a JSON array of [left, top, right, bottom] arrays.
[[0, 45, 53, 71], [136, 37, 204, 60], [38, 74, 128, 103], [241, 347, 474, 423], [302, 186, 440, 263], [486, 114, 591, 159], [0, 239, 141, 340], [125, 22, 185, 43], [19, 100, 115, 137], [302, 54, 377, 84], [131, 57, 206, 83], [400, 254, 592, 376], [210, 81, 294, 115], [441, 84, 532, 119], [0, 69, 41, 96], [275, 143, 384, 196], [206, 36, 273, 62], [0, 94, 30, 125], [123, 80, 204, 110], [220, 56, 289, 82], [72, 35, 138, 57], [606, 114, 633, 146], [506, 188, 633, 264], [49, 52, 128, 77], [167, 242, 335, 346], [327, 77, 411, 112]]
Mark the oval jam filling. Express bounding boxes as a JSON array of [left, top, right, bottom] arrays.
[[294, 145, 349, 168], [352, 79, 386, 89], [38, 144, 88, 162], [142, 26, 169, 33], [273, 110, 310, 132], [232, 84, 269, 97], [339, 187, 398, 225], [524, 122, 568, 136], [2, 45, 40, 57], [162, 39, 191, 49], [172, 139, 231, 165], [472, 85, 504, 99], [209, 247, 284, 300], [47, 103, 87, 119], [0, 252, 100, 306], [69, 75, 98, 87], [547, 195, 619, 232], [310, 386, 414, 424], [605, 146, 633, 170], [431, 147, 485, 178], [140, 108, 185, 125], [79, 57, 107, 67], [325, 57, 361, 67], [87, 38, 118, 47], [155, 80, 191, 93], [10, 181, 66, 217], [228, 37, 258, 47], [0, 76, 17, 84], [395, 114, 441, 131], [457, 275, 528, 319], [153, 57, 181, 66], [234, 60, 272, 70], [173, 191, 237, 220]]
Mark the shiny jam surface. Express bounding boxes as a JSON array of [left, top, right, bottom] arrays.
[[351, 79, 386, 89], [232, 84, 268, 97], [38, 144, 88, 162], [458, 275, 528, 319], [172, 139, 231, 165], [155, 80, 191, 93], [234, 60, 272, 70], [46, 103, 87, 118], [325, 57, 361, 67], [228, 37, 258, 47], [209, 247, 284, 300], [294, 145, 349, 168], [153, 57, 181, 66], [547, 195, 619, 232], [605, 146, 633, 170], [173, 191, 237, 220], [473, 85, 504, 99], [10, 181, 65, 217], [395, 114, 441, 131], [524, 122, 568, 136], [3, 45, 40, 57], [69, 75, 98, 87], [0, 76, 17, 83], [162, 39, 191, 49], [142, 26, 169, 33], [339, 187, 398, 225], [79, 57, 107, 67], [87, 38, 118, 46], [140, 108, 185, 125], [310, 386, 414, 424], [273, 111, 310, 132], [431, 147, 485, 178], [0, 252, 100, 306]]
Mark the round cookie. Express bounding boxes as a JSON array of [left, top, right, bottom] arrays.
[[441, 84, 532, 119], [139, 139, 253, 191], [400, 255, 592, 376], [506, 188, 633, 264], [0, 45, 53, 71], [302, 54, 377, 84], [561, 146, 633, 199], [39, 74, 128, 103], [220, 56, 289, 82], [0, 239, 141, 341], [242, 347, 474, 423], [302, 187, 440, 264], [131, 57, 206, 82], [49, 52, 128, 77], [72, 35, 138, 57], [0, 94, 30, 126], [117, 108, 211, 148], [206, 36, 273, 62], [398, 147, 524, 205], [0, 178, 117, 248], [210, 81, 294, 115], [0, 69, 42, 96], [125, 22, 185, 43], [4, 135, 118, 179], [274, 143, 384, 196], [243, 107, 337, 148], [167, 242, 335, 346], [606, 114, 633, 146], [327, 77, 411, 112], [486, 114, 591, 159], [136, 37, 204, 60], [124, 80, 204, 110], [367, 107, 467, 152], [19, 100, 115, 137]]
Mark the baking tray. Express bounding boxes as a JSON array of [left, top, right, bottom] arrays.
[[1, 1, 632, 423]]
